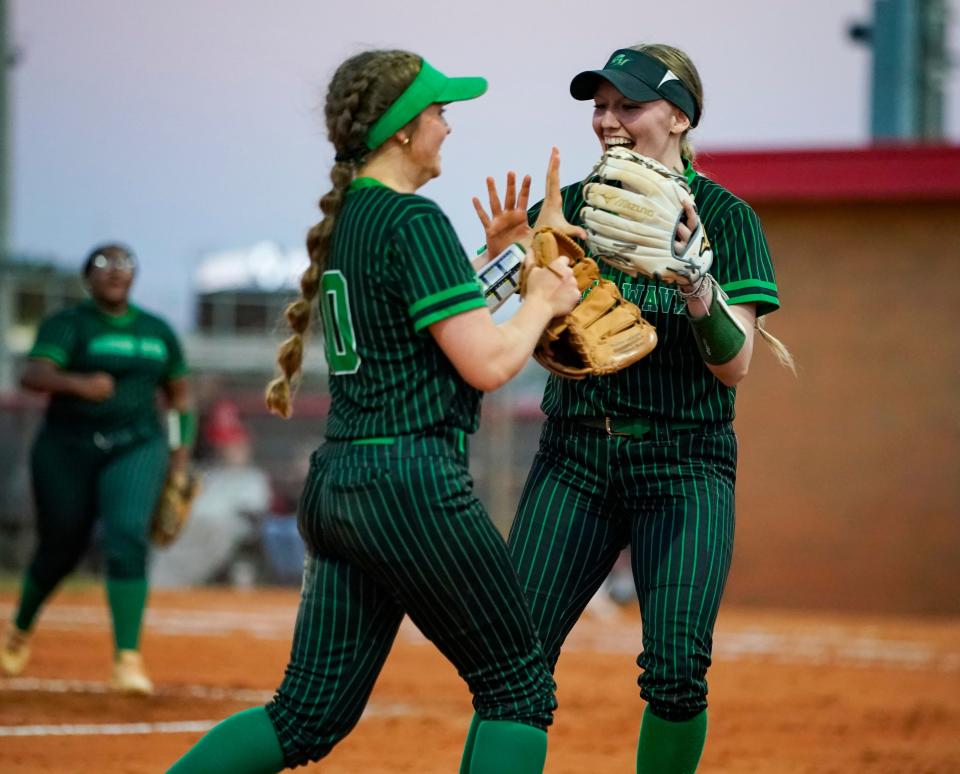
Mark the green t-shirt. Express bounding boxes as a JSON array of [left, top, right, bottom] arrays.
[[29, 300, 187, 434], [528, 165, 780, 424], [322, 179, 487, 440]]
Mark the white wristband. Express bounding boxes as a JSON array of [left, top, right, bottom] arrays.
[[478, 243, 526, 312]]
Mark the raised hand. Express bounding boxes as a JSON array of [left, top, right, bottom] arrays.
[[532, 147, 587, 241], [472, 171, 532, 259]]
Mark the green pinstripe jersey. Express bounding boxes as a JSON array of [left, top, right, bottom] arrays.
[[528, 165, 780, 423], [29, 300, 187, 434], [322, 178, 487, 440]]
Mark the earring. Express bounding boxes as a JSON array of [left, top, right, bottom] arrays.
[[401, 137, 410, 146]]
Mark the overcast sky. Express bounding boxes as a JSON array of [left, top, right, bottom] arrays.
[[9, 0, 960, 329]]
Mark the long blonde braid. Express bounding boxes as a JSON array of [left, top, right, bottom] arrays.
[[265, 50, 422, 417]]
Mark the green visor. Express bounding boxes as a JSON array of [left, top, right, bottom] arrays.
[[569, 48, 699, 127], [365, 60, 488, 151]]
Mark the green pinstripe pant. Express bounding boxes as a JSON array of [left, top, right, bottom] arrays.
[[28, 425, 169, 588], [508, 417, 737, 722], [265, 431, 556, 768]]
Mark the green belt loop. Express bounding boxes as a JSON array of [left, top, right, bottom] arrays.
[[349, 431, 466, 451], [351, 437, 396, 446]]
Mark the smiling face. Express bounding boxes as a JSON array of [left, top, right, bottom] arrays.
[[407, 103, 450, 184], [591, 80, 689, 168]]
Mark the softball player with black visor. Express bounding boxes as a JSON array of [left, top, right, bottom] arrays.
[[475, 43, 793, 774]]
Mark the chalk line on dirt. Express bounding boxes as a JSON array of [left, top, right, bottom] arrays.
[[1, 603, 956, 672]]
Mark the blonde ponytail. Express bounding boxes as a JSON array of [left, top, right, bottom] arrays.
[[756, 318, 797, 375]]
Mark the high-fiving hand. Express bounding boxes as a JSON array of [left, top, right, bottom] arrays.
[[473, 147, 586, 260]]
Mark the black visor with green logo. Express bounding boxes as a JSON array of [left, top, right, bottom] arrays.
[[569, 49, 699, 127]]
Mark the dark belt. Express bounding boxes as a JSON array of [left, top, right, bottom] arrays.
[[42, 420, 160, 452], [576, 416, 699, 439]]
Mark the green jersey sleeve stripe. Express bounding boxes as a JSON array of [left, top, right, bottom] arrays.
[[408, 281, 483, 316], [722, 278, 778, 292], [413, 296, 487, 332], [727, 291, 779, 306], [29, 343, 69, 366], [725, 284, 779, 302]]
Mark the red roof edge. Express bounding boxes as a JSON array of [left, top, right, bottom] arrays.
[[693, 145, 960, 203]]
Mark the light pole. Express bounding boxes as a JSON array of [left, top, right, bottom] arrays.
[[849, 0, 949, 142]]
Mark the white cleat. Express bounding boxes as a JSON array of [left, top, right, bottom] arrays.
[[0, 625, 31, 676], [109, 649, 154, 695]]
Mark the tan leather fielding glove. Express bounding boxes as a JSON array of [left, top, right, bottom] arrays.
[[150, 469, 201, 547], [523, 227, 657, 379]]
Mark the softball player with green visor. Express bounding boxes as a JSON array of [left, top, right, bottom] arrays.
[[168, 50, 582, 774]]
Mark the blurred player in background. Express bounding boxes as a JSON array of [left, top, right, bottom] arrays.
[[0, 243, 193, 695], [476, 43, 792, 773], [168, 49, 581, 773]]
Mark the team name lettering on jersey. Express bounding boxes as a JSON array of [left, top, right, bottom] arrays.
[[88, 334, 169, 361], [621, 282, 685, 315], [532, 172, 779, 423]]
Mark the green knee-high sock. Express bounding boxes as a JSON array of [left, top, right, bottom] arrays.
[[636, 706, 707, 774], [105, 577, 148, 652], [14, 574, 48, 632], [469, 720, 547, 774], [167, 706, 285, 774], [459, 713, 481, 773]]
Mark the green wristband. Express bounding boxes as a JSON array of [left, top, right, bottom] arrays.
[[166, 410, 197, 449], [688, 291, 747, 365]]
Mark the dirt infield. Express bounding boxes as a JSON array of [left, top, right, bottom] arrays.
[[1, 588, 959, 773]]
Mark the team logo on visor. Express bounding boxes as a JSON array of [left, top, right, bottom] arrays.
[[658, 70, 680, 88]]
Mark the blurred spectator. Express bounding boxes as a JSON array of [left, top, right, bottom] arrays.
[[605, 548, 636, 606], [258, 439, 313, 586], [150, 399, 270, 587]]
